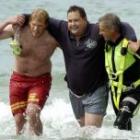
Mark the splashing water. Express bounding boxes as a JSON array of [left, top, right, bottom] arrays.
[[0, 99, 140, 140]]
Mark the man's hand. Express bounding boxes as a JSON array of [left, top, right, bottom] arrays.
[[128, 40, 140, 53], [6, 15, 25, 27]]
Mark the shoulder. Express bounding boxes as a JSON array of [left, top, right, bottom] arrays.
[[87, 22, 100, 38], [88, 22, 98, 28], [121, 22, 134, 30], [48, 17, 67, 37], [121, 22, 137, 41], [44, 31, 58, 44], [89, 22, 99, 32], [48, 18, 67, 27]]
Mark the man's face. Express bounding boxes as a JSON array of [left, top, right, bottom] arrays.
[[29, 19, 46, 38], [67, 11, 87, 37], [99, 23, 114, 41]]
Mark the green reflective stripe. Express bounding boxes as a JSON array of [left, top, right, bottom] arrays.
[[105, 43, 120, 109], [105, 38, 129, 109], [122, 38, 129, 48], [106, 38, 140, 109], [114, 40, 135, 71], [115, 39, 128, 109], [116, 39, 127, 98], [111, 79, 140, 92], [132, 79, 140, 88]]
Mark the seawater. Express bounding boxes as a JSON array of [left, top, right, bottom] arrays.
[[0, 0, 140, 139]]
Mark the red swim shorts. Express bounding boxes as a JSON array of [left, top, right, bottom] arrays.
[[9, 72, 52, 115]]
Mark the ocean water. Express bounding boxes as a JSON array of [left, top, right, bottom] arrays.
[[0, 0, 140, 140]]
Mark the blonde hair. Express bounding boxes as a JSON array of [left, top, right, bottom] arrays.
[[30, 8, 49, 24]]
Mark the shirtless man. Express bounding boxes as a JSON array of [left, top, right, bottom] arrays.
[[0, 9, 58, 136]]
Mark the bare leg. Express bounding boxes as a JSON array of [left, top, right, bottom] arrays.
[[26, 103, 42, 136], [14, 113, 26, 135], [85, 112, 103, 127], [77, 116, 85, 127]]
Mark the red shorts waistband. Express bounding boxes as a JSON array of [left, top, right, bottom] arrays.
[[11, 71, 51, 82]]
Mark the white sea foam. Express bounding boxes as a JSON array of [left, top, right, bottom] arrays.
[[0, 99, 140, 140]]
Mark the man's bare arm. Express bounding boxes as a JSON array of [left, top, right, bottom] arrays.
[[0, 15, 25, 40]]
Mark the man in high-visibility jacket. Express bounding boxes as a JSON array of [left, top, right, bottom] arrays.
[[98, 13, 140, 130]]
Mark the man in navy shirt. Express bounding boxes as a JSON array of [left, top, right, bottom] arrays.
[[48, 5, 108, 127]]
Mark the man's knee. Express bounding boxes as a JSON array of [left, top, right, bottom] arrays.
[[26, 103, 41, 118], [15, 113, 25, 125], [85, 113, 103, 127]]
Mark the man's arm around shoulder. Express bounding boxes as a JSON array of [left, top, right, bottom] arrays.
[[0, 15, 25, 40]]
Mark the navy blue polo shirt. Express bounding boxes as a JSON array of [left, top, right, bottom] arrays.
[[48, 18, 107, 96]]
